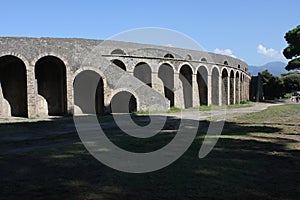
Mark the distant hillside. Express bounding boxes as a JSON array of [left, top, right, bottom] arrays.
[[248, 61, 288, 76]]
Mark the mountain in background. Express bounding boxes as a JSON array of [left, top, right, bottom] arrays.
[[248, 61, 288, 76]]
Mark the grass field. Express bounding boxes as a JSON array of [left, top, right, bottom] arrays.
[[0, 104, 299, 200]]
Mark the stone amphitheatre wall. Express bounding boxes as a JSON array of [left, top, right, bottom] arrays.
[[0, 37, 250, 118]]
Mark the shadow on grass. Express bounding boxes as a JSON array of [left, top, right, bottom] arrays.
[[0, 114, 299, 200]]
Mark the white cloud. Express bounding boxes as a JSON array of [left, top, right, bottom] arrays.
[[214, 48, 236, 58], [257, 44, 285, 60]]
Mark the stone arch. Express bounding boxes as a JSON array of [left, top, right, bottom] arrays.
[[221, 68, 229, 105], [179, 64, 193, 108], [110, 90, 137, 113], [35, 56, 67, 116], [211, 67, 220, 105], [73, 70, 104, 114], [235, 71, 240, 104], [134, 62, 152, 87], [224, 61, 229, 65], [230, 70, 235, 104], [111, 49, 126, 55], [72, 67, 107, 92], [0, 52, 31, 70], [197, 65, 208, 106], [111, 59, 126, 71], [164, 53, 175, 59], [178, 62, 195, 74], [158, 63, 174, 107], [185, 54, 192, 60], [32, 53, 70, 68], [201, 57, 207, 62], [0, 55, 28, 117]]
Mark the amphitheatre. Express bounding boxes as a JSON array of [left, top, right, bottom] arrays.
[[0, 37, 250, 118]]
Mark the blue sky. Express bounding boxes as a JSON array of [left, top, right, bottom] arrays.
[[1, 0, 299, 66]]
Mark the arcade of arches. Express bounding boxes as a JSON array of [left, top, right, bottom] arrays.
[[0, 54, 250, 118]]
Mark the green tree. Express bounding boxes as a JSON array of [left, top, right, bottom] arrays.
[[261, 70, 284, 99], [282, 72, 300, 93], [283, 25, 300, 70]]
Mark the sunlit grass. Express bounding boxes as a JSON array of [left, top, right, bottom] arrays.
[[234, 104, 300, 125]]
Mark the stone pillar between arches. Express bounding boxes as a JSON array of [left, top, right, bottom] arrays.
[[27, 64, 37, 118], [174, 73, 184, 109], [207, 74, 212, 106], [192, 74, 200, 107]]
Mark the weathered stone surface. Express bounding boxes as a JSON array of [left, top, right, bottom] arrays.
[[0, 37, 251, 118], [36, 95, 48, 117]]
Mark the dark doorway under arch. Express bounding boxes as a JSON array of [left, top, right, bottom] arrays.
[[111, 59, 126, 71], [212, 68, 220, 106], [158, 63, 174, 107], [197, 66, 208, 106], [222, 69, 229, 105], [111, 49, 126, 55], [230, 71, 235, 104], [179, 65, 193, 108], [134, 62, 152, 87], [164, 53, 174, 59], [73, 70, 104, 114], [0, 55, 28, 117], [235, 72, 240, 104], [110, 91, 137, 113], [35, 56, 67, 116]]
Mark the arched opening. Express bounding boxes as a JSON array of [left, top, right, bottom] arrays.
[[134, 62, 152, 87], [222, 69, 229, 105], [111, 59, 126, 71], [110, 91, 137, 113], [230, 71, 235, 104], [35, 56, 67, 116], [201, 58, 207, 62], [179, 65, 193, 108], [212, 68, 220, 106], [0, 55, 28, 117], [224, 61, 228, 65], [235, 72, 240, 104], [158, 63, 174, 107], [164, 53, 175, 59], [238, 64, 241, 69], [73, 70, 104, 114], [197, 66, 208, 106], [185, 54, 192, 60], [111, 49, 126, 55]]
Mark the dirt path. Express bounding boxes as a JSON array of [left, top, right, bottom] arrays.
[[160, 102, 284, 120]]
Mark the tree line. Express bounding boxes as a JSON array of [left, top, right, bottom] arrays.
[[259, 25, 300, 100], [260, 70, 300, 100]]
